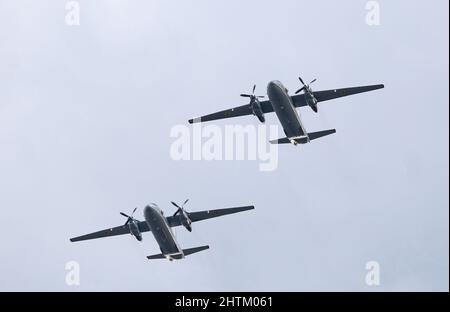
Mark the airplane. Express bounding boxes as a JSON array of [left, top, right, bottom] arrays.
[[188, 77, 384, 145], [70, 200, 254, 261]]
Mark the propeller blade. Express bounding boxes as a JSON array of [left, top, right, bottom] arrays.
[[295, 86, 306, 94], [121, 212, 131, 226], [240, 94, 252, 98], [173, 208, 181, 217], [121, 208, 138, 226], [252, 85, 256, 94], [298, 77, 305, 85], [182, 199, 189, 206], [171, 201, 182, 210], [310, 79, 317, 84]]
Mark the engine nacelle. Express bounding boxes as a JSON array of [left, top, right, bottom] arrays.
[[305, 92, 318, 113], [251, 99, 266, 123], [128, 221, 143, 241], [183, 220, 192, 232], [180, 214, 192, 232]]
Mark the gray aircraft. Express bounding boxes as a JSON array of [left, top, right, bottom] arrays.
[[189, 77, 384, 145], [70, 200, 254, 261]]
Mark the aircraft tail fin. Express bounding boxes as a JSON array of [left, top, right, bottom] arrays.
[[270, 129, 336, 145], [147, 245, 210, 260]]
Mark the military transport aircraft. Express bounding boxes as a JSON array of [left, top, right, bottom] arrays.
[[189, 77, 384, 145], [70, 200, 254, 261]]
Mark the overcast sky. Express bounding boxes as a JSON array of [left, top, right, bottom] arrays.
[[0, 0, 448, 291]]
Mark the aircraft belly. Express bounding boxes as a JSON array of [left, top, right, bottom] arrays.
[[147, 214, 181, 255], [269, 91, 304, 138], [154, 229, 180, 254]]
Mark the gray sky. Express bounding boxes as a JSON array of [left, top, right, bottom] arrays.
[[0, 0, 448, 291]]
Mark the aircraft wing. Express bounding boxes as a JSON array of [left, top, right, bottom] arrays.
[[291, 84, 384, 107], [167, 206, 255, 227], [70, 221, 150, 242], [188, 102, 273, 124]]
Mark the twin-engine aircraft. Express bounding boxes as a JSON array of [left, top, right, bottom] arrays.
[[70, 200, 254, 261], [71, 78, 384, 261], [189, 77, 384, 145]]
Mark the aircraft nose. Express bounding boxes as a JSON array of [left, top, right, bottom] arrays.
[[267, 80, 283, 99], [267, 81, 277, 90], [267, 80, 282, 93], [144, 205, 153, 218]]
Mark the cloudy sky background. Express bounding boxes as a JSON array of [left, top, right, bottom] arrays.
[[0, 0, 448, 291]]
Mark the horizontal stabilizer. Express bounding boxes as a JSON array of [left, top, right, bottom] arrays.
[[270, 129, 336, 145], [146, 253, 166, 260], [183, 245, 210, 256], [308, 129, 336, 141], [147, 245, 210, 260]]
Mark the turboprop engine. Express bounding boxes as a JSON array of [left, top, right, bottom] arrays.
[[241, 85, 266, 123], [120, 208, 143, 241]]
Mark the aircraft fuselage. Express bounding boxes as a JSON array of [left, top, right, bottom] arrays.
[[267, 80, 308, 142], [144, 204, 184, 261]]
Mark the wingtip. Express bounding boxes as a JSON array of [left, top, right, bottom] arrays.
[[234, 205, 255, 212], [367, 84, 385, 90], [372, 84, 384, 90], [189, 118, 204, 124]]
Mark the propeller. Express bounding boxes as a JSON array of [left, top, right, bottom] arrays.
[[240, 85, 265, 99], [171, 199, 189, 216], [295, 77, 317, 94], [120, 207, 137, 226], [171, 199, 193, 232]]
